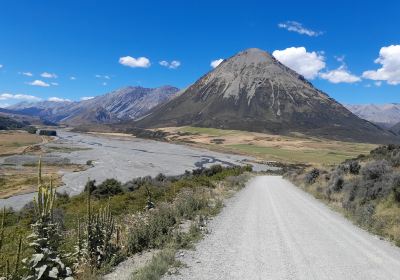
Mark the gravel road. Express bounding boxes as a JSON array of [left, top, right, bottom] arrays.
[[0, 130, 274, 210], [164, 176, 400, 280]]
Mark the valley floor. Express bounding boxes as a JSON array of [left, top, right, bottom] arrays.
[[0, 129, 272, 210], [159, 126, 376, 165], [164, 176, 400, 280]]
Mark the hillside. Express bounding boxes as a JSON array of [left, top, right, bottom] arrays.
[[0, 115, 28, 130], [134, 48, 397, 144], [8, 86, 179, 125], [345, 103, 400, 128]]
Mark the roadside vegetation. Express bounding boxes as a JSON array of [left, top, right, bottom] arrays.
[[286, 144, 400, 246], [0, 160, 252, 279]]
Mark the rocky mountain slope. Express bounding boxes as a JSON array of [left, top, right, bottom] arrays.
[[8, 86, 179, 125], [134, 48, 397, 143], [345, 103, 400, 128]]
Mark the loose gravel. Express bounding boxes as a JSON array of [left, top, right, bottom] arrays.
[[164, 176, 400, 280]]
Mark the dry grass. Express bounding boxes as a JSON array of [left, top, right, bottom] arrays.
[[0, 164, 87, 198], [0, 130, 45, 156], [159, 126, 376, 165]]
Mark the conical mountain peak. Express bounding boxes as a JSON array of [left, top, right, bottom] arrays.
[[135, 48, 398, 143]]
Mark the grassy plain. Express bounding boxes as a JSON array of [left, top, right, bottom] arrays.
[[160, 126, 377, 165], [0, 130, 44, 156]]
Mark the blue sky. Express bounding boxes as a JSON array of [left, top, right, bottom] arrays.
[[0, 0, 399, 106]]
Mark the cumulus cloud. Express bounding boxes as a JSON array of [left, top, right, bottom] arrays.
[[40, 72, 57, 78], [0, 65, 3, 69], [278, 21, 323, 37], [159, 60, 181, 69], [210, 58, 224, 68], [70, 76, 76, 80], [119, 56, 151, 68], [0, 93, 41, 101], [80, 96, 94, 101], [51, 82, 59, 86], [102, 82, 107, 86], [48, 97, 71, 102], [28, 80, 50, 87], [320, 65, 361, 84], [362, 45, 400, 85], [272, 47, 325, 79]]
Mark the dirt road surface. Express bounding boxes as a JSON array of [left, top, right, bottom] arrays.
[[164, 176, 400, 280]]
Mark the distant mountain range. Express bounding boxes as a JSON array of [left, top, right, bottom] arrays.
[[8, 86, 179, 125], [345, 104, 400, 128], [134, 48, 397, 144]]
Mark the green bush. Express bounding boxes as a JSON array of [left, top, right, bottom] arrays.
[[127, 204, 176, 254]]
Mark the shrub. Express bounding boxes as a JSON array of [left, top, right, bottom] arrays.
[[392, 175, 400, 202], [330, 174, 344, 192], [305, 168, 320, 184], [127, 204, 176, 254], [361, 160, 391, 181], [24, 126, 37, 134], [174, 189, 208, 220], [348, 160, 361, 175], [93, 179, 123, 198], [39, 129, 57, 136], [155, 173, 167, 182]]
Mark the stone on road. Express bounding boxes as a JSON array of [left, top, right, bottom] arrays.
[[164, 176, 400, 280]]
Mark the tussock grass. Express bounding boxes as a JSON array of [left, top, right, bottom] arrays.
[[131, 248, 179, 280]]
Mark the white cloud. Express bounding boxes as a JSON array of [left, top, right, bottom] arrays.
[[21, 72, 33, 77], [272, 47, 325, 79], [319, 65, 361, 83], [210, 58, 224, 68], [169, 60, 181, 69], [119, 56, 151, 68], [278, 21, 323, 37], [95, 75, 111, 79], [0, 65, 3, 69], [159, 60, 181, 69], [362, 45, 400, 85], [48, 97, 71, 102], [28, 80, 50, 87], [70, 76, 76, 80], [51, 82, 59, 86], [102, 82, 107, 86], [375, 81, 382, 87], [0, 93, 41, 101], [159, 61, 169, 67], [0, 103, 10, 108], [40, 72, 57, 78], [80, 96, 94, 101]]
